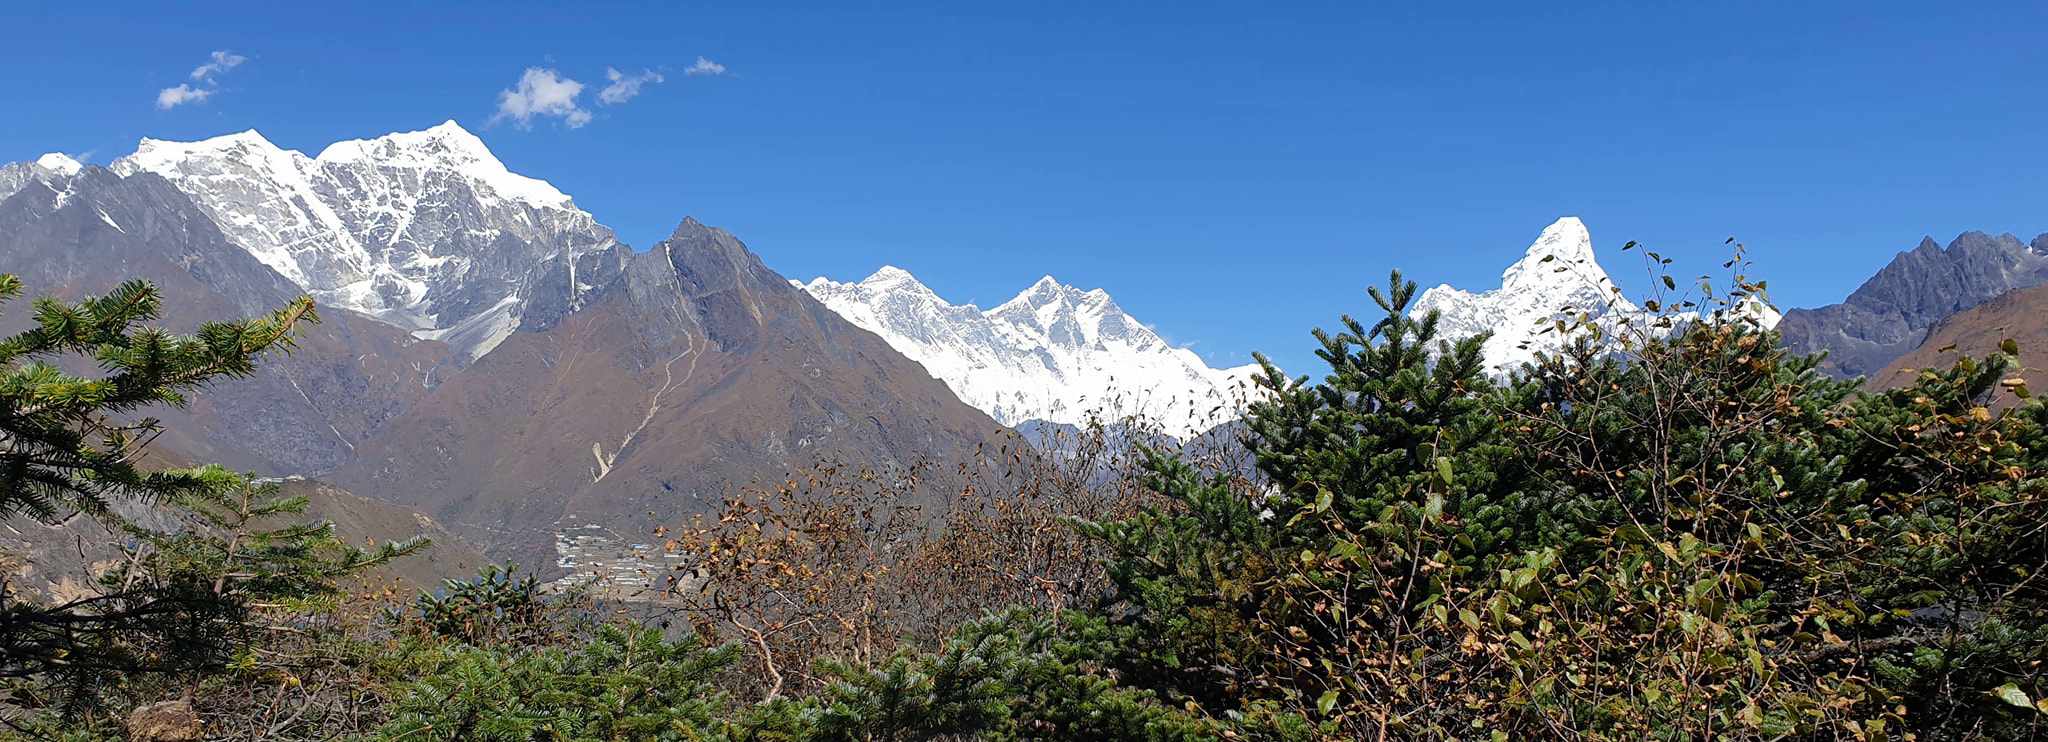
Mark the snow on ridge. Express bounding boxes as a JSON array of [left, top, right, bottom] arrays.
[[34, 153, 81, 176], [1, 154, 87, 206], [804, 267, 1257, 439], [114, 130, 355, 288], [1411, 216, 1780, 374], [314, 120, 572, 210], [109, 122, 617, 361]]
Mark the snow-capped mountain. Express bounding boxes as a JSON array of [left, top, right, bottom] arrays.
[[1411, 216, 1780, 373], [110, 121, 622, 359], [0, 153, 85, 203], [804, 268, 1259, 438]]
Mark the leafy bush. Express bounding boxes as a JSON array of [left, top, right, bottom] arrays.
[[375, 624, 736, 741], [1050, 270, 2048, 739]]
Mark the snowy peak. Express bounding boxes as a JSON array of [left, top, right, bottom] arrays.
[[122, 131, 302, 184], [854, 265, 935, 294], [129, 129, 273, 157], [114, 130, 346, 290], [313, 120, 571, 209], [1412, 217, 1638, 373], [110, 123, 620, 360], [988, 275, 1136, 350], [864, 265, 918, 283], [314, 120, 485, 162], [1412, 217, 1777, 374], [804, 269, 1255, 438], [996, 275, 1106, 311], [33, 153, 81, 175], [1500, 216, 1603, 290], [1, 154, 87, 205]]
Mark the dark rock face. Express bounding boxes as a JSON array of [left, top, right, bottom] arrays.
[[0, 168, 300, 313], [1778, 231, 2048, 378]]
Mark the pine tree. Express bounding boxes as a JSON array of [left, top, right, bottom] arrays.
[[1068, 272, 1536, 734], [0, 275, 314, 521], [0, 275, 415, 721]]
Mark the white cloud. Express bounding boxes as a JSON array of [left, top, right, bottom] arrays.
[[598, 67, 665, 105], [157, 50, 244, 110], [189, 50, 246, 82], [156, 84, 213, 110], [493, 67, 592, 129], [684, 56, 727, 77]]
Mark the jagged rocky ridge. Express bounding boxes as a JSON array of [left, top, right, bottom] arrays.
[[1411, 217, 1781, 374], [1778, 231, 2048, 378], [803, 268, 1258, 439]]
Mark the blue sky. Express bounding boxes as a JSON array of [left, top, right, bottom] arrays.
[[4, 1, 2045, 372]]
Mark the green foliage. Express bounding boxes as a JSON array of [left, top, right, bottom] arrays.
[[0, 275, 316, 521], [1072, 271, 1538, 733], [399, 563, 571, 647], [1056, 268, 2048, 739], [118, 472, 427, 611], [741, 608, 1242, 742], [375, 624, 737, 741], [2, 470, 426, 724], [0, 276, 425, 726]]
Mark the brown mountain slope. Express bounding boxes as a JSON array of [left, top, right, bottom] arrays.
[[283, 478, 490, 590], [334, 218, 1020, 563], [1867, 283, 2047, 405], [3, 431, 485, 601]]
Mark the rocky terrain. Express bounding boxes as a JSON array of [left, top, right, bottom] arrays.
[[1779, 231, 2048, 378], [331, 218, 1018, 563]]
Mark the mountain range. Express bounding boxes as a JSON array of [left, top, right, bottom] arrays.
[[1869, 281, 2048, 406], [4, 121, 2043, 573], [1414, 218, 2046, 387], [1779, 231, 2048, 378], [108, 121, 622, 361], [0, 124, 1013, 570], [802, 267, 1258, 438]]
